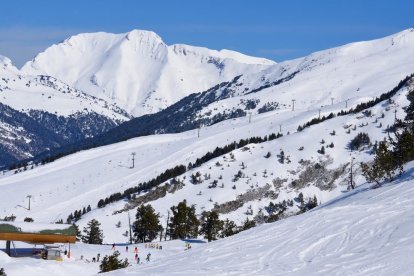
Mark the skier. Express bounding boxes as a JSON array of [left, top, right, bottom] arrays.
[[135, 253, 138, 262], [134, 246, 138, 253], [146, 253, 151, 262], [126, 245, 129, 252], [112, 243, 116, 250], [97, 253, 101, 262], [137, 256, 140, 264]]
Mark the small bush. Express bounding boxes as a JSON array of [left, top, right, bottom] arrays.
[[99, 251, 129, 273], [349, 132, 370, 150]]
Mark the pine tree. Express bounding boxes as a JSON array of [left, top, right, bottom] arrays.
[[298, 192, 304, 206], [199, 211, 224, 242], [306, 195, 318, 210], [87, 205, 91, 212], [99, 251, 129, 273], [169, 200, 199, 239], [82, 219, 104, 244], [241, 218, 255, 231], [393, 130, 414, 165], [220, 219, 239, 238], [404, 88, 414, 133], [74, 210, 81, 221], [66, 213, 73, 224], [97, 199, 105, 208], [134, 204, 162, 243], [73, 223, 82, 241], [349, 132, 370, 150], [361, 141, 402, 186], [317, 146, 325, 154], [278, 150, 285, 164]]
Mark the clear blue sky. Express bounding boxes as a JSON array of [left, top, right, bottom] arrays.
[[1, 0, 413, 67]]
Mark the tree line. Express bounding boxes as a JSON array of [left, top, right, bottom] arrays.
[[82, 200, 260, 246], [95, 132, 284, 210], [361, 83, 414, 186], [297, 74, 414, 132]]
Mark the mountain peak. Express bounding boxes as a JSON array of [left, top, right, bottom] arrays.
[[0, 54, 18, 73], [125, 29, 164, 44], [21, 29, 273, 116], [0, 55, 12, 67]]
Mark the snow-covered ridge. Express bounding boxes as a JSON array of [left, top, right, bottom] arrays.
[[193, 28, 414, 122], [21, 29, 276, 116]]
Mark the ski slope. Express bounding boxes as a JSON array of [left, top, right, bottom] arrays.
[[1, 165, 414, 275], [109, 164, 414, 275], [0, 71, 409, 243]]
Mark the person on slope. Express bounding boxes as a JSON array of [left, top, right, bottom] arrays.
[[134, 246, 138, 253], [112, 243, 116, 250], [146, 253, 151, 262]]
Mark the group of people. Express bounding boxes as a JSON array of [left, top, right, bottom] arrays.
[[110, 244, 152, 264], [145, 243, 162, 250]]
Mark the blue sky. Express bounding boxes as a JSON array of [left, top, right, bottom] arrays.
[[1, 0, 413, 67]]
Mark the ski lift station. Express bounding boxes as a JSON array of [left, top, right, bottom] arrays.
[[0, 221, 76, 259]]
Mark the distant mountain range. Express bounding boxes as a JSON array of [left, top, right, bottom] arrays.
[[21, 28, 414, 167], [0, 30, 274, 168]]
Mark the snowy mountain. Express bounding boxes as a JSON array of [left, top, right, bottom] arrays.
[[0, 63, 411, 238], [1, 29, 414, 275], [22, 30, 275, 116], [0, 55, 131, 168], [2, 28, 414, 230], [32, 29, 414, 166]]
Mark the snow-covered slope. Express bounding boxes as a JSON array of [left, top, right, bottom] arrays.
[[109, 165, 414, 275], [193, 28, 414, 122], [22, 30, 275, 116], [0, 68, 410, 241], [2, 165, 414, 276]]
